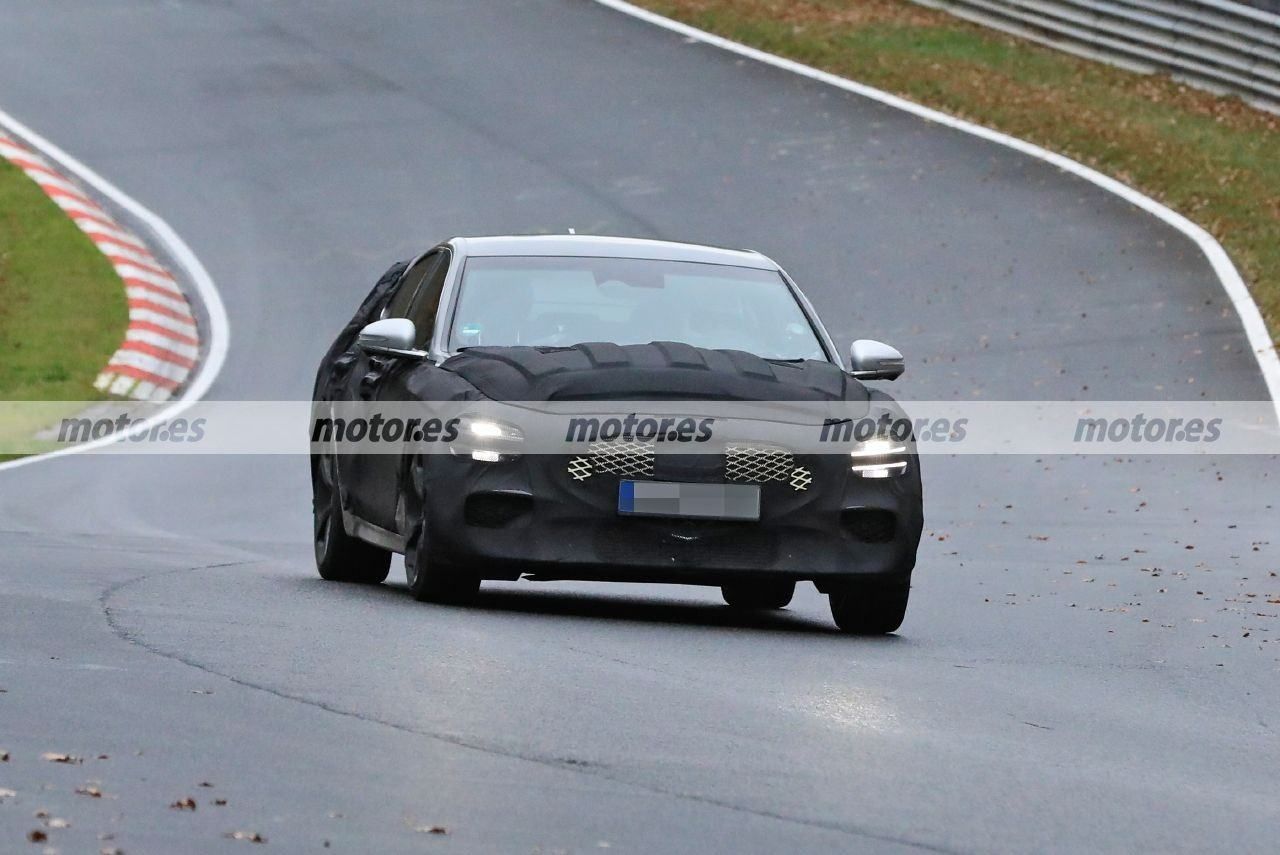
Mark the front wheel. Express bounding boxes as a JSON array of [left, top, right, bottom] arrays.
[[312, 454, 391, 584], [405, 549, 481, 605], [828, 578, 910, 634], [721, 580, 795, 610], [402, 456, 481, 605]]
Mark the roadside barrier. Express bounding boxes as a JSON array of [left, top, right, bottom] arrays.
[[912, 0, 1280, 112]]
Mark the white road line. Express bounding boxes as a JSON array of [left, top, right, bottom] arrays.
[[0, 106, 230, 473], [593, 0, 1280, 423]]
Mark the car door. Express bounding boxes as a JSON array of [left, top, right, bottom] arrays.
[[344, 249, 451, 530]]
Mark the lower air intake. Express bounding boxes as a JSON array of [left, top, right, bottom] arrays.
[[842, 509, 897, 543], [464, 492, 533, 528]]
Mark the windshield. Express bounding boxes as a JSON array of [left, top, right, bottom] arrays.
[[449, 256, 827, 360]]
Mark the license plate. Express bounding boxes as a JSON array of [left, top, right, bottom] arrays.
[[618, 481, 760, 521]]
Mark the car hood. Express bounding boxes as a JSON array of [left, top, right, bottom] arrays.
[[440, 341, 868, 403]]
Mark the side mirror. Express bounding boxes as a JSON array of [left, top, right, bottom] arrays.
[[357, 318, 422, 358], [849, 339, 904, 381]]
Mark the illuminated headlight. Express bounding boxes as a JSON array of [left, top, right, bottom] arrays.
[[455, 416, 524, 463], [850, 438, 909, 479]]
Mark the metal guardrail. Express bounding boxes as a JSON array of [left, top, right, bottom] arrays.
[[1238, 0, 1280, 15], [912, 0, 1280, 112]]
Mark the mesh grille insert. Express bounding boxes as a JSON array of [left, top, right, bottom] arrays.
[[725, 443, 796, 483], [568, 440, 811, 491], [588, 439, 655, 478]]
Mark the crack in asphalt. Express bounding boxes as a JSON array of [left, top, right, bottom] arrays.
[[99, 562, 962, 853]]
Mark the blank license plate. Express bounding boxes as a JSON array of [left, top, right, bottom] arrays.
[[618, 481, 760, 521]]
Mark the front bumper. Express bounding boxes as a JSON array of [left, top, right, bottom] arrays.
[[421, 451, 923, 585]]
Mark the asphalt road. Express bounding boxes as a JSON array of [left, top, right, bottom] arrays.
[[1, 1, 1277, 852]]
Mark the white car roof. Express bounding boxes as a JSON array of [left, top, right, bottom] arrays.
[[449, 234, 778, 270]]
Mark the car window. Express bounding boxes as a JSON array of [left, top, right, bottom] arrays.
[[407, 251, 450, 349], [449, 256, 826, 360], [383, 251, 441, 320]]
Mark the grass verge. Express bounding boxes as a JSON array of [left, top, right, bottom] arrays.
[[0, 152, 127, 460], [634, 0, 1280, 347]]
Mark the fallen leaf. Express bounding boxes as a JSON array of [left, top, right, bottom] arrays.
[[169, 797, 197, 811], [414, 825, 448, 835], [41, 752, 82, 765]]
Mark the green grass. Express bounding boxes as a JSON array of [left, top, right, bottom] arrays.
[[0, 155, 126, 400], [0, 153, 128, 460], [637, 0, 1280, 347]]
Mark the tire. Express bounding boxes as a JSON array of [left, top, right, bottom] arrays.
[[828, 578, 910, 634], [403, 456, 481, 605], [312, 454, 391, 584], [721, 580, 795, 610]]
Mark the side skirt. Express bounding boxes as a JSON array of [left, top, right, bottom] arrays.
[[342, 509, 407, 554]]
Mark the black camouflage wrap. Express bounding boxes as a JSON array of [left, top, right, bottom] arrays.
[[312, 259, 923, 589]]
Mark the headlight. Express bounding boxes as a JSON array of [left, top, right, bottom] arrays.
[[455, 416, 524, 463], [850, 437, 909, 478]]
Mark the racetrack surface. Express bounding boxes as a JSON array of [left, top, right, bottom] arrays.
[[1, 2, 1277, 852]]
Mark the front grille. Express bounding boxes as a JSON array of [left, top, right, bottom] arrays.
[[725, 443, 795, 483], [567, 439, 811, 491], [586, 439, 655, 478]]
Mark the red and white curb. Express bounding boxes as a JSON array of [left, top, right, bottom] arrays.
[[0, 130, 199, 402]]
